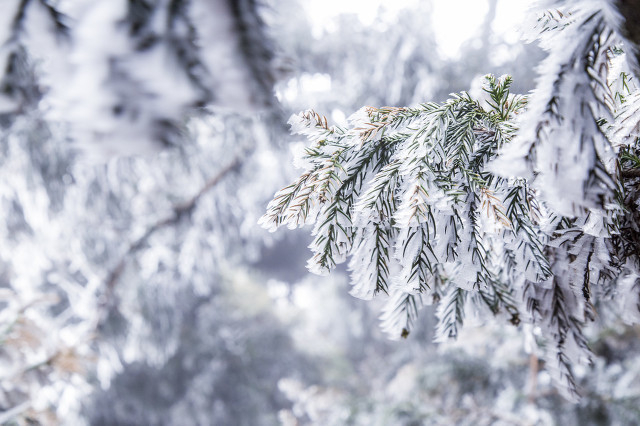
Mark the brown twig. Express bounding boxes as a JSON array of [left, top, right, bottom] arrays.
[[527, 353, 539, 403], [621, 169, 640, 179], [101, 155, 243, 312]]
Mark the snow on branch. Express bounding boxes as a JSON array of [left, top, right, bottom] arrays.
[[263, 61, 640, 398], [0, 0, 276, 158], [262, 75, 550, 335], [491, 2, 624, 218]]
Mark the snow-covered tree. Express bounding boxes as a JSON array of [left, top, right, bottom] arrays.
[[0, 0, 276, 156], [263, 0, 640, 400], [0, 1, 292, 423], [2, 0, 640, 424]]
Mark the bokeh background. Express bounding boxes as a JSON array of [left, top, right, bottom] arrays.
[[1, 0, 639, 425]]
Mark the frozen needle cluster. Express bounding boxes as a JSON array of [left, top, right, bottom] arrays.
[[263, 7, 640, 396]]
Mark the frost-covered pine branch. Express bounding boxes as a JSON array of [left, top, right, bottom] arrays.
[[262, 0, 640, 399], [263, 54, 640, 398], [491, 1, 626, 218], [0, 0, 276, 158]]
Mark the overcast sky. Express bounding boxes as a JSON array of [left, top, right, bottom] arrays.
[[304, 0, 529, 58]]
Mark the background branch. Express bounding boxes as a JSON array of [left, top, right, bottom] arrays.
[[100, 155, 243, 313], [621, 169, 640, 178]]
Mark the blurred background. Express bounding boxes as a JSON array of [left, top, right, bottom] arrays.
[[1, 0, 639, 425]]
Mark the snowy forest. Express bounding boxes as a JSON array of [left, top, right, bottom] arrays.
[[1, 0, 640, 425]]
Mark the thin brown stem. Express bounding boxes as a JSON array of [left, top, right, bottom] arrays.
[[101, 155, 243, 312], [621, 169, 640, 179], [528, 353, 539, 403]]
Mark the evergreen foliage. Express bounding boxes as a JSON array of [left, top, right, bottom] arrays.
[[2, 0, 640, 422], [263, 0, 640, 399], [0, 1, 285, 422]]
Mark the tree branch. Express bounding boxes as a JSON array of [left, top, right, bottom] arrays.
[[100, 155, 243, 311], [621, 168, 640, 179], [0, 401, 31, 425], [527, 353, 539, 403]]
